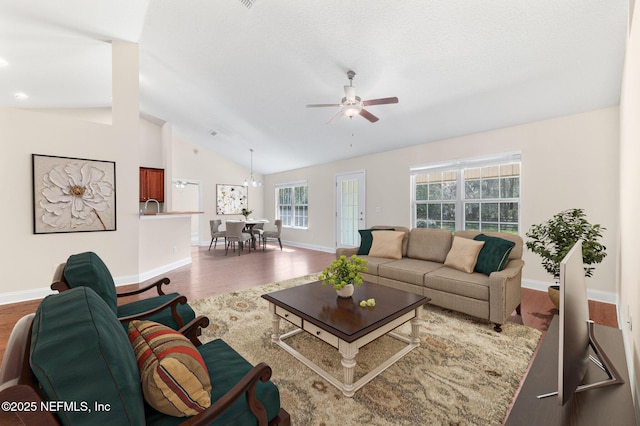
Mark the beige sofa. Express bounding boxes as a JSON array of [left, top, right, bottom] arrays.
[[336, 226, 524, 332]]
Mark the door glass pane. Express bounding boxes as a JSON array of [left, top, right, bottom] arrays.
[[340, 179, 359, 246]]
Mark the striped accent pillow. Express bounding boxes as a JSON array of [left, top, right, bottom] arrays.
[[128, 320, 212, 417]]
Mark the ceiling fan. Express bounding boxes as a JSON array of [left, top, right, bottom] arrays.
[[306, 70, 398, 124]]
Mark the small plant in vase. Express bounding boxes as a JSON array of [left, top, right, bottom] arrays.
[[318, 255, 368, 298], [241, 208, 252, 219]]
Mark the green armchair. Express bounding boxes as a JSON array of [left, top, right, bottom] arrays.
[[0, 287, 290, 425], [51, 251, 195, 329]]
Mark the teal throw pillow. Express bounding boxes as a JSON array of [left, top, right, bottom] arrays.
[[357, 228, 394, 255], [473, 234, 516, 275]]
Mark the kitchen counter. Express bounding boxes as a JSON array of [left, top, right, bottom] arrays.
[[140, 211, 204, 218]]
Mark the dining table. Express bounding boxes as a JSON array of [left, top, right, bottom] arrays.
[[243, 219, 269, 249]]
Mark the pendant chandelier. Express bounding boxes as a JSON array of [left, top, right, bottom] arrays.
[[243, 148, 262, 187]]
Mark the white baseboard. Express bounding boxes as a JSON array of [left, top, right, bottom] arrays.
[[113, 257, 192, 286], [0, 287, 56, 305], [0, 257, 192, 306], [197, 239, 335, 254], [521, 278, 618, 305]]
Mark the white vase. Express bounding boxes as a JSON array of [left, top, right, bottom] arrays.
[[336, 283, 355, 298]]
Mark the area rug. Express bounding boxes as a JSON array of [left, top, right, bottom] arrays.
[[190, 275, 541, 425]]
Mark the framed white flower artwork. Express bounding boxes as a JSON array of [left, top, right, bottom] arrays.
[[216, 184, 247, 215], [32, 154, 116, 234]]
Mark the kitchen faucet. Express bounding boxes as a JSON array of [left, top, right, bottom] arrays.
[[144, 199, 160, 213]]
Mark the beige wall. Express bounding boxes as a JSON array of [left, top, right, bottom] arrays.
[[265, 107, 620, 301], [619, 3, 640, 413]]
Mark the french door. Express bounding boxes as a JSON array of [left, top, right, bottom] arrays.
[[335, 171, 366, 248]]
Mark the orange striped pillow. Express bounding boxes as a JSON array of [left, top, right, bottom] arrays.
[[128, 320, 212, 417]]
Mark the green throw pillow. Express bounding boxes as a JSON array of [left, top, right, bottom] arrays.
[[357, 228, 395, 255], [473, 234, 516, 275]]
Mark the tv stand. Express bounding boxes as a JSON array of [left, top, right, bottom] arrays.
[[536, 320, 625, 400], [505, 315, 636, 425]]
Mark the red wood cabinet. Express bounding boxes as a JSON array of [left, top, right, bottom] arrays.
[[139, 167, 165, 202]]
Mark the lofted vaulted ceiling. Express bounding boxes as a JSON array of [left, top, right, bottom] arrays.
[[0, 0, 628, 174]]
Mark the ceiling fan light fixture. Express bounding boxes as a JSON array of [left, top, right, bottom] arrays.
[[343, 103, 362, 118]]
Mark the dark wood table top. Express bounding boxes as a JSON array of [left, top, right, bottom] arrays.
[[262, 281, 429, 343]]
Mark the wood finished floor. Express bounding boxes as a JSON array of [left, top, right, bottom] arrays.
[[0, 242, 619, 425]]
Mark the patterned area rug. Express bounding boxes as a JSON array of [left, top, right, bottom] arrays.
[[190, 275, 541, 425]]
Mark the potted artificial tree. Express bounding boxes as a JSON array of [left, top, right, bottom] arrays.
[[525, 208, 607, 309]]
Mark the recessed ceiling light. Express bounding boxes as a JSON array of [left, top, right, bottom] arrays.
[[208, 130, 218, 136], [14, 92, 28, 100], [0, 58, 8, 67]]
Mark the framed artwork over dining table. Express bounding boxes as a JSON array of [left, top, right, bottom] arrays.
[[216, 184, 247, 215]]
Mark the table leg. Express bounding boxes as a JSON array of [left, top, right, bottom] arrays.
[[269, 304, 281, 343], [411, 306, 422, 345], [339, 341, 359, 397]]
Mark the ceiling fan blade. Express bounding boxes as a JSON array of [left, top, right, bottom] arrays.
[[362, 97, 399, 106], [327, 111, 343, 125], [359, 109, 379, 123], [306, 103, 342, 108]]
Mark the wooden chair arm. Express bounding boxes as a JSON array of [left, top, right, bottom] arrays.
[[180, 362, 273, 426], [178, 316, 210, 347], [117, 277, 171, 297], [50, 280, 70, 292], [118, 295, 188, 328]]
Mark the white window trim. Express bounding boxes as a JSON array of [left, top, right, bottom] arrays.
[[275, 181, 309, 229], [411, 151, 521, 231]]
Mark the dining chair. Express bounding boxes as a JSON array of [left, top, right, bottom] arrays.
[[225, 220, 252, 256], [262, 219, 283, 250], [208, 219, 226, 251]]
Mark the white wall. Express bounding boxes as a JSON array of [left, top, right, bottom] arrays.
[[265, 107, 620, 300], [171, 134, 264, 244], [619, 2, 640, 413], [0, 41, 140, 301]]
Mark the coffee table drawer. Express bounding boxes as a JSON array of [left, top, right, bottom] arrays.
[[275, 306, 302, 328], [304, 321, 339, 347]]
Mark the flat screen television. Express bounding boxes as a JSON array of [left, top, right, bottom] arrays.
[[538, 239, 623, 405]]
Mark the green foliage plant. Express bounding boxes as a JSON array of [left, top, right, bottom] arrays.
[[241, 208, 252, 218], [525, 208, 606, 279], [319, 255, 368, 290]]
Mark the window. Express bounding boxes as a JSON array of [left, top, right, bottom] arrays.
[[411, 153, 520, 234], [275, 182, 308, 229]]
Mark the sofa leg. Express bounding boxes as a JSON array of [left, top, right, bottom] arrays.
[[515, 304, 521, 316], [494, 323, 503, 332]]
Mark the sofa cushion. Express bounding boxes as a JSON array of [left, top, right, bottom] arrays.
[[454, 230, 523, 261], [30, 287, 145, 425], [378, 258, 444, 286], [63, 251, 117, 314], [357, 228, 395, 255], [425, 267, 490, 301], [369, 231, 405, 259], [406, 228, 453, 262], [444, 236, 485, 273], [357, 256, 397, 275], [370, 226, 411, 256], [473, 234, 516, 275], [128, 320, 212, 417]]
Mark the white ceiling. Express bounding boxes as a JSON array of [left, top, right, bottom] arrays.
[[0, 0, 628, 175]]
